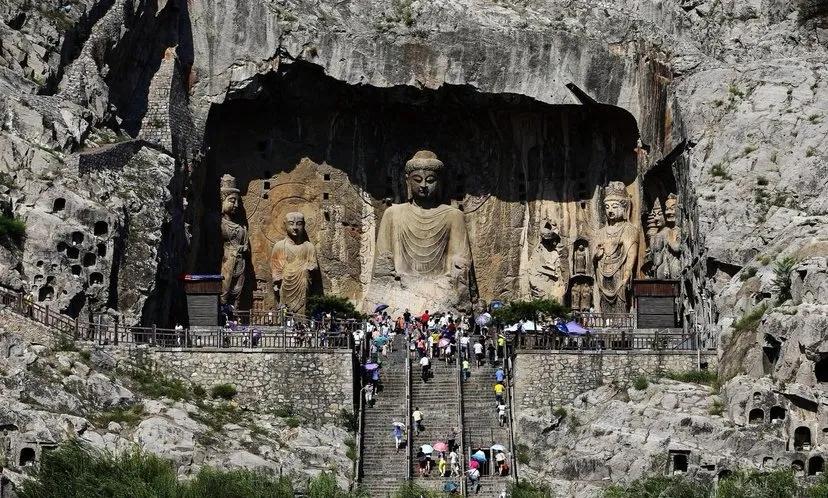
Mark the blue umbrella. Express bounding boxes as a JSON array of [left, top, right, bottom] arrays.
[[364, 362, 379, 371], [471, 450, 487, 462], [374, 336, 389, 346], [374, 303, 389, 313]]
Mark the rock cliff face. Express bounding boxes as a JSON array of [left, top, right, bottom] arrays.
[[0, 0, 827, 494]]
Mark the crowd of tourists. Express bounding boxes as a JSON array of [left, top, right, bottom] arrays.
[[358, 308, 511, 495]]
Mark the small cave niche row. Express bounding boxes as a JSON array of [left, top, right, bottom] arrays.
[[191, 62, 692, 313]]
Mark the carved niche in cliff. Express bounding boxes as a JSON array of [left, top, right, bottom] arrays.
[[568, 239, 594, 312], [364, 151, 477, 316], [527, 219, 567, 302], [650, 193, 682, 280]]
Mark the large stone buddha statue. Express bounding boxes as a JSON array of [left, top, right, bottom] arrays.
[[270, 212, 319, 315], [365, 150, 476, 315], [593, 181, 640, 314]]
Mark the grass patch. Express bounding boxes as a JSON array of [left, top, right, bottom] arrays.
[[552, 406, 567, 419], [190, 401, 241, 432], [90, 404, 145, 428], [273, 404, 295, 418], [339, 409, 358, 433], [345, 437, 357, 461], [709, 399, 724, 416], [79, 350, 91, 362], [210, 383, 237, 400], [632, 376, 649, 390], [53, 333, 78, 352], [391, 482, 442, 498], [285, 416, 301, 428], [756, 176, 768, 186], [0, 214, 26, 247], [666, 370, 719, 386], [123, 368, 193, 401], [710, 162, 732, 180], [739, 266, 757, 281], [509, 480, 555, 497], [604, 475, 710, 498], [516, 443, 531, 465], [732, 304, 768, 333], [806, 146, 818, 158]]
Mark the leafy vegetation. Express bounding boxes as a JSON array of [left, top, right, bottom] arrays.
[[0, 214, 25, 247], [509, 480, 556, 497], [604, 469, 806, 498], [739, 267, 758, 281], [17, 441, 360, 498], [772, 256, 797, 304], [491, 298, 569, 324], [717, 469, 800, 498], [308, 295, 365, 320], [123, 367, 193, 401], [709, 399, 724, 416], [391, 482, 442, 498], [709, 162, 732, 180], [732, 304, 768, 333], [210, 383, 237, 400], [339, 408, 358, 432], [90, 404, 145, 428], [632, 376, 649, 391], [516, 442, 532, 465]]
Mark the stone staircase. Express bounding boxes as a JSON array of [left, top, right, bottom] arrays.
[[410, 356, 461, 493], [361, 335, 409, 497], [462, 352, 513, 498]]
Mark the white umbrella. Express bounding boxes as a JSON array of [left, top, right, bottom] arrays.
[[505, 321, 538, 332]]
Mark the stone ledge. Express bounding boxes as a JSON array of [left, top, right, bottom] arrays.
[[153, 347, 352, 355], [514, 350, 717, 356]]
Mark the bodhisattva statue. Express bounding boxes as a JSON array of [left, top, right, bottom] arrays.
[[572, 239, 590, 276], [366, 150, 475, 315], [270, 212, 319, 315], [593, 181, 639, 314], [651, 193, 682, 279], [570, 279, 593, 312], [528, 220, 566, 301], [220, 174, 249, 308]]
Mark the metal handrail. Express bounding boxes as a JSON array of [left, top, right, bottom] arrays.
[[511, 330, 703, 351], [0, 286, 358, 351], [353, 335, 369, 489], [456, 343, 467, 497], [505, 346, 519, 486], [405, 342, 412, 482]]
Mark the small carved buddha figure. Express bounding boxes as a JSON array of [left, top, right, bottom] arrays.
[[593, 181, 639, 314], [220, 175, 249, 308], [652, 193, 682, 279], [270, 212, 319, 315], [528, 220, 565, 301], [572, 239, 590, 276], [366, 150, 475, 314]]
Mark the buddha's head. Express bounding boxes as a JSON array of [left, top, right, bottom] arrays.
[[284, 212, 306, 242], [664, 194, 678, 226], [405, 150, 444, 204], [539, 220, 560, 245], [603, 181, 630, 224], [220, 174, 241, 217]]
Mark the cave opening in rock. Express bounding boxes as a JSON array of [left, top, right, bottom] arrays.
[[97, 243, 107, 257], [194, 61, 643, 308], [37, 286, 54, 302], [809, 456, 825, 476], [67, 246, 79, 260], [794, 426, 812, 451], [94, 221, 109, 236], [748, 408, 764, 424], [89, 272, 104, 285], [82, 252, 96, 267], [18, 447, 35, 466], [717, 469, 731, 480], [793, 460, 805, 476], [815, 355, 828, 382], [769, 406, 786, 422], [52, 198, 66, 212], [70, 264, 82, 276], [670, 451, 689, 474], [71, 231, 84, 244], [762, 334, 782, 375]]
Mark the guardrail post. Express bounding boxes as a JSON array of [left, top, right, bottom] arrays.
[[152, 324, 157, 346], [45, 305, 49, 326]]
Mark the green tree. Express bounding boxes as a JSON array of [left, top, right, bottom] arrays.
[[491, 298, 569, 325], [308, 295, 365, 320], [771, 256, 797, 304]]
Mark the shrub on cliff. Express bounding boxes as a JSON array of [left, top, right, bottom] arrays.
[[492, 298, 570, 324], [308, 295, 365, 320], [0, 214, 25, 247], [603, 475, 710, 498], [210, 383, 237, 400]]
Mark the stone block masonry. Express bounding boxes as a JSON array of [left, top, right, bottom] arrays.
[[513, 351, 719, 411], [149, 349, 354, 422]]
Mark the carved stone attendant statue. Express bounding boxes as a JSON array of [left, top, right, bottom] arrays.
[[593, 181, 639, 314], [528, 220, 566, 301], [572, 239, 590, 276], [366, 150, 475, 314], [651, 193, 682, 279], [270, 212, 319, 315], [642, 200, 664, 277], [570, 279, 593, 311], [220, 175, 249, 308]]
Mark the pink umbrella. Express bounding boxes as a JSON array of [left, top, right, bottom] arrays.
[[433, 442, 449, 452], [469, 459, 480, 469], [439, 338, 450, 347]]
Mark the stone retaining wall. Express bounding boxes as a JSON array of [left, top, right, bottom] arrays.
[[147, 348, 355, 422], [513, 350, 719, 410]]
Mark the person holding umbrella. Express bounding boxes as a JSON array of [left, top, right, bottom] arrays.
[[392, 422, 405, 451]]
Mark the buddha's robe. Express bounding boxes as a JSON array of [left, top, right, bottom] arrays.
[[271, 238, 318, 314], [367, 203, 474, 315], [594, 222, 639, 314]]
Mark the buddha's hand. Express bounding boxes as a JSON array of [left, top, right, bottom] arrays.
[[594, 245, 605, 260]]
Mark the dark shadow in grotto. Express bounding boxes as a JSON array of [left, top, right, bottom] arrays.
[[37, 286, 54, 302], [194, 61, 641, 295], [717, 469, 731, 480], [770, 406, 786, 423], [762, 457, 774, 468], [749, 408, 764, 424], [815, 354, 828, 382], [18, 447, 35, 466], [52, 198, 66, 212], [794, 427, 812, 451], [62, 292, 86, 318], [809, 456, 824, 476], [94, 221, 108, 236], [670, 450, 689, 474], [762, 334, 782, 375], [793, 460, 805, 476], [67, 246, 80, 260]]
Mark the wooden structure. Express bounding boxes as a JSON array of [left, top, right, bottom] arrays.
[[632, 279, 680, 329], [182, 274, 222, 326]]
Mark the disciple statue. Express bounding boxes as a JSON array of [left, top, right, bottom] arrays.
[[366, 150, 475, 315], [528, 220, 566, 301], [270, 212, 320, 315], [651, 193, 682, 279], [220, 174, 249, 308], [642, 200, 665, 277], [593, 181, 640, 314], [569, 279, 593, 312]]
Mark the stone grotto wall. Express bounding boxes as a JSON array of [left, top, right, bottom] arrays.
[[513, 350, 719, 410], [148, 348, 355, 422]]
